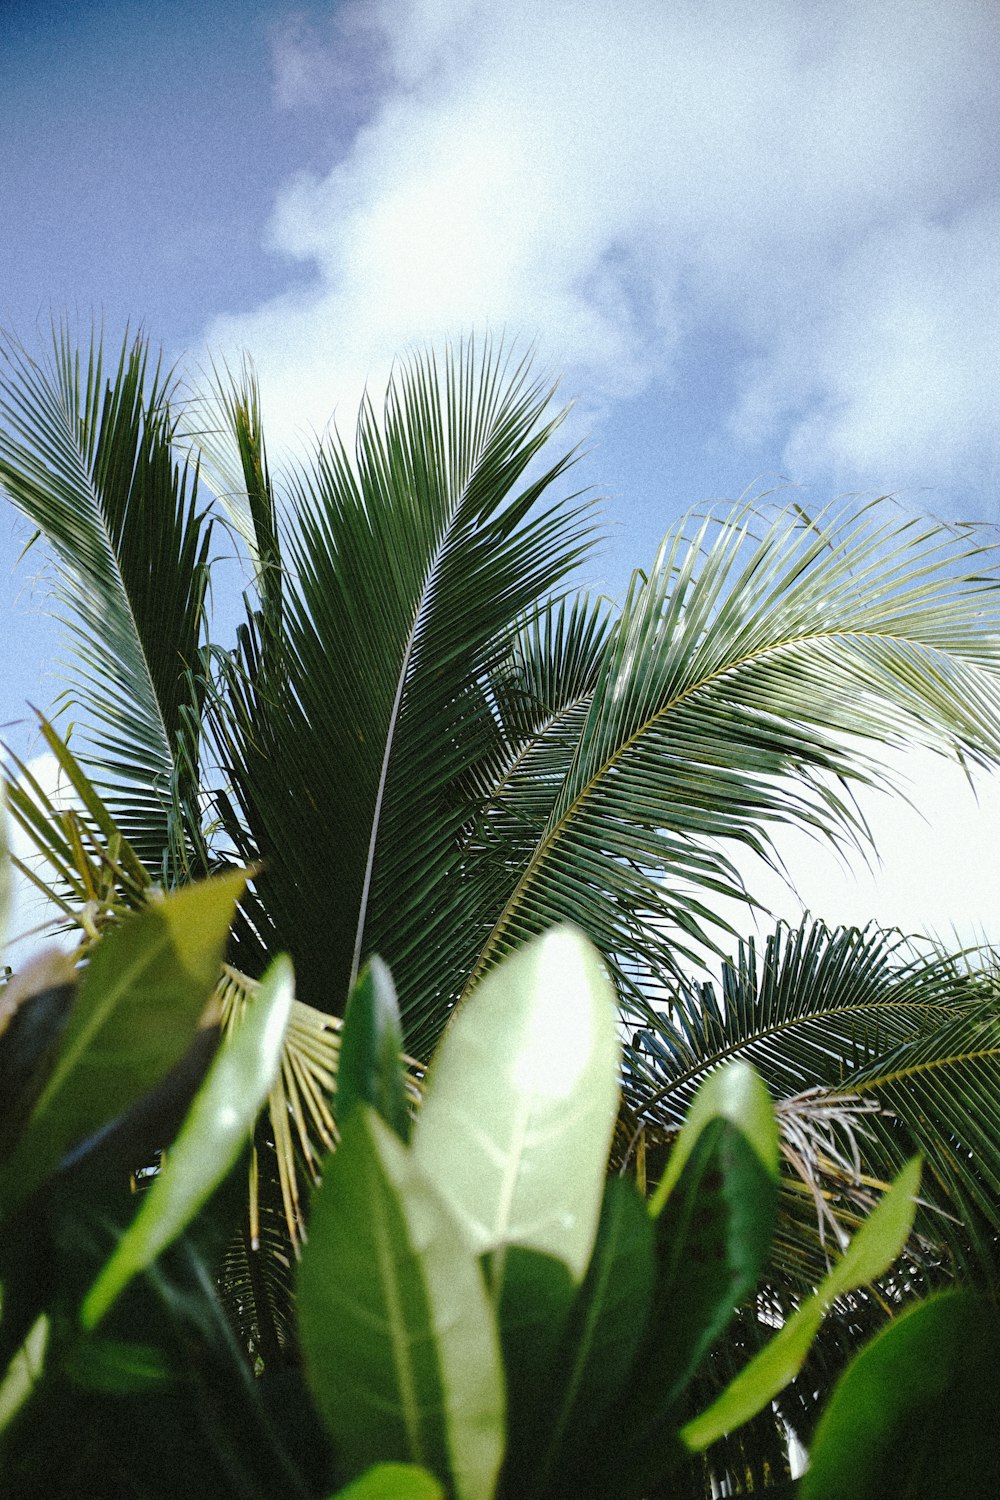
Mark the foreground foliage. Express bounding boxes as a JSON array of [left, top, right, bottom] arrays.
[[3, 329, 1000, 1488], [3, 890, 998, 1497]]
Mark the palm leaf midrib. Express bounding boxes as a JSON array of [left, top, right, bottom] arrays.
[[350, 516, 453, 987], [471, 688, 594, 822], [850, 1041, 1000, 1093], [631, 997, 962, 1119], [462, 623, 959, 996], [351, 417, 530, 983]]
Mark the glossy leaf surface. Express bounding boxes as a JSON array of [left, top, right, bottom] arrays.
[[81, 954, 293, 1327], [412, 927, 620, 1287], [299, 1107, 504, 1500]]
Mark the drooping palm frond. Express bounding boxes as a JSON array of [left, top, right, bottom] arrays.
[[455, 502, 1000, 1014], [0, 326, 213, 879]]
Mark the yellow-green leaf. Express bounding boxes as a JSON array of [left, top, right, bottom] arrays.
[[0, 869, 246, 1213]]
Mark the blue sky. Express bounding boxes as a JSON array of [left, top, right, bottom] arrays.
[[2, 0, 1000, 948]]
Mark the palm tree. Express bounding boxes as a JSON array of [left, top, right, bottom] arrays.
[[3, 325, 1000, 1483]]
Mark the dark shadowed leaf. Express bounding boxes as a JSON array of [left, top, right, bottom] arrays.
[[0, 869, 246, 1213], [336, 956, 410, 1141], [682, 1155, 922, 1452], [801, 1291, 1000, 1500]]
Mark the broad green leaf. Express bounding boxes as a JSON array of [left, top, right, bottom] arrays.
[[299, 1107, 505, 1500], [337, 957, 410, 1141], [682, 1155, 922, 1452], [62, 1333, 174, 1394], [524, 1176, 655, 1499], [490, 1245, 575, 1487], [81, 954, 293, 1328], [801, 1291, 1000, 1498], [604, 1112, 778, 1500], [649, 1059, 778, 1215], [412, 927, 621, 1287], [0, 869, 246, 1213], [328, 1464, 445, 1500]]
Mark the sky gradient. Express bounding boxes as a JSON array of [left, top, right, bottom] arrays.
[[2, 0, 999, 950]]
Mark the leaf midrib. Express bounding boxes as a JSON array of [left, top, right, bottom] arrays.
[[461, 625, 970, 998], [630, 998, 960, 1122]]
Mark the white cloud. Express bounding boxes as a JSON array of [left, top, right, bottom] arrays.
[[736, 203, 1000, 490], [203, 0, 1000, 484], [194, 0, 1000, 961], [269, 3, 391, 117], [711, 746, 1000, 957]]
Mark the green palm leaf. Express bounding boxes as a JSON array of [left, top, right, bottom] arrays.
[[205, 341, 596, 1025], [0, 326, 213, 877], [458, 503, 1000, 1006], [844, 995, 1000, 1280], [624, 918, 1000, 1283]]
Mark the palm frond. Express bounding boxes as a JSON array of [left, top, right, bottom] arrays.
[[217, 965, 342, 1251], [623, 918, 1000, 1283], [458, 502, 1000, 1005], [0, 326, 213, 878], [844, 991, 1000, 1282], [204, 340, 597, 1027]]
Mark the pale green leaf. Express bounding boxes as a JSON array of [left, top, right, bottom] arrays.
[[0, 1315, 48, 1434], [412, 926, 621, 1287]]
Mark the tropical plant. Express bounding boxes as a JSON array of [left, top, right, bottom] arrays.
[[3, 326, 1000, 1485], [3, 913, 998, 1498]]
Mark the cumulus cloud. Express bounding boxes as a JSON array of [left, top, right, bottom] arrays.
[[189, 0, 1000, 955], [202, 0, 999, 488], [269, 2, 391, 119], [735, 202, 1000, 490]]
